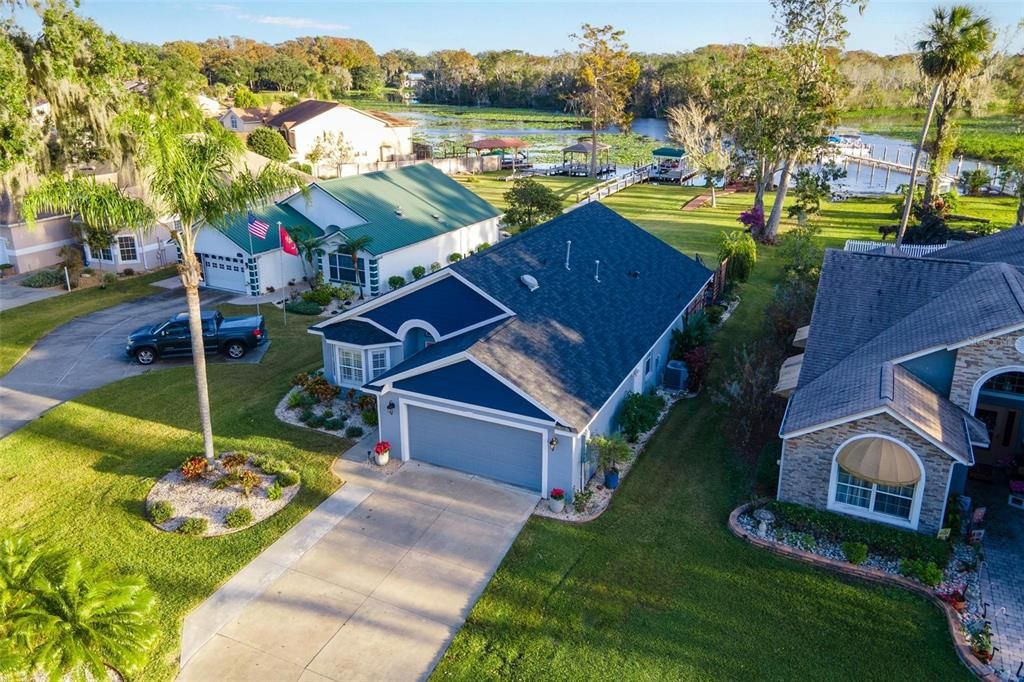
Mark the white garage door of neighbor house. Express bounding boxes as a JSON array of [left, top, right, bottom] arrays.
[[406, 404, 543, 492], [199, 253, 246, 293]]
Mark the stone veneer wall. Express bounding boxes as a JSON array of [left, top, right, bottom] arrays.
[[948, 330, 1024, 411], [779, 413, 954, 535]]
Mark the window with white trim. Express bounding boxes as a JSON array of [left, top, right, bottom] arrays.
[[327, 252, 365, 284], [117, 235, 138, 262], [337, 349, 363, 383], [370, 350, 388, 380], [93, 245, 113, 261], [834, 468, 915, 520]]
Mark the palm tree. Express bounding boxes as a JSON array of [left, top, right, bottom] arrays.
[[23, 123, 305, 462], [895, 5, 994, 246], [340, 234, 373, 300], [288, 225, 321, 288]]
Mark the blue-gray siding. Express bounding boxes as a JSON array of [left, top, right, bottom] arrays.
[[406, 405, 543, 491]]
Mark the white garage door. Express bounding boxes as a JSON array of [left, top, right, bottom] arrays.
[[406, 405, 544, 492], [199, 253, 246, 293]]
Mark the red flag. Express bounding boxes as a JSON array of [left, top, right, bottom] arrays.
[[280, 226, 299, 256]]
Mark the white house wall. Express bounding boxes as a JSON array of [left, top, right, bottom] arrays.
[[289, 108, 414, 171], [257, 249, 309, 291], [376, 217, 500, 289], [284, 185, 365, 231]]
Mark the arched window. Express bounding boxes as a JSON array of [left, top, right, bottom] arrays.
[[829, 435, 924, 527]]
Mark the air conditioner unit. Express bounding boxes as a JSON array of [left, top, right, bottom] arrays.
[[663, 360, 689, 391]]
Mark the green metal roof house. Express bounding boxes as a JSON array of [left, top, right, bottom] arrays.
[[192, 165, 501, 297]]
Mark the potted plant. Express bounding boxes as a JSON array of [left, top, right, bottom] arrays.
[[373, 441, 391, 466], [591, 434, 630, 490], [549, 488, 565, 513], [972, 624, 994, 663], [950, 590, 967, 612]]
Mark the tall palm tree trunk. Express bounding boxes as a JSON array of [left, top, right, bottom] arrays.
[[896, 82, 943, 246], [179, 253, 216, 462], [764, 153, 797, 242]]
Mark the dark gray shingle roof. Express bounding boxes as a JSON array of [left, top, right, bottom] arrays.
[[319, 319, 397, 345], [926, 226, 1024, 269]]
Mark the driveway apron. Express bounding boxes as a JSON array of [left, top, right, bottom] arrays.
[[0, 288, 237, 436], [178, 460, 538, 682]]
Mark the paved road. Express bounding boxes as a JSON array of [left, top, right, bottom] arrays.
[[178, 459, 538, 682], [0, 288, 252, 437]]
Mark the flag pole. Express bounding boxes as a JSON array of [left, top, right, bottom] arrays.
[[279, 222, 287, 327], [248, 227, 260, 316]]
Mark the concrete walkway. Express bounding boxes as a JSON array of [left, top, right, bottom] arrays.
[[178, 455, 538, 682], [0, 272, 64, 311], [0, 288, 242, 437]]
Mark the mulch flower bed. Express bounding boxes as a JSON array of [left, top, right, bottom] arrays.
[[535, 388, 691, 522], [146, 452, 300, 537]]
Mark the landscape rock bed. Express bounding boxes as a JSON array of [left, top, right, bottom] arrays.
[[146, 454, 299, 537], [535, 388, 690, 522], [275, 375, 376, 439]]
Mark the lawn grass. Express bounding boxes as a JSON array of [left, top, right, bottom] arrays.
[[0, 267, 178, 378], [0, 303, 346, 681], [432, 180, 1018, 680], [453, 172, 598, 212]]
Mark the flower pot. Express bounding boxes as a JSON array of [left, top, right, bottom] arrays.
[[374, 450, 390, 466], [952, 598, 967, 612], [548, 498, 565, 513], [604, 468, 620, 489]]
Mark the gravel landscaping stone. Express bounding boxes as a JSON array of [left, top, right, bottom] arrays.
[[146, 454, 299, 537]]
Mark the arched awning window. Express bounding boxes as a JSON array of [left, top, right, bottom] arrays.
[[831, 436, 923, 525], [837, 437, 921, 486]]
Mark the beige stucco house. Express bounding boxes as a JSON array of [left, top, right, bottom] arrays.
[[775, 228, 1024, 535]]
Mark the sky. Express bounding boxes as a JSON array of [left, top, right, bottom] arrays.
[[15, 1, 1024, 55]]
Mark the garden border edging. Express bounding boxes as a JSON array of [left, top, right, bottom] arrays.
[[727, 501, 996, 681]]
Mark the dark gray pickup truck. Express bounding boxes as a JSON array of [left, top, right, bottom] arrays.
[[125, 310, 267, 364]]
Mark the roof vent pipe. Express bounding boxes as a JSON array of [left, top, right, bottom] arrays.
[[594, 260, 601, 283], [565, 240, 572, 271]]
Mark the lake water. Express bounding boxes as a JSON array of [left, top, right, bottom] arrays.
[[405, 110, 1010, 196]]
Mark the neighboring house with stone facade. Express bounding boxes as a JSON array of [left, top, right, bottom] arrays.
[[775, 226, 1024, 535]]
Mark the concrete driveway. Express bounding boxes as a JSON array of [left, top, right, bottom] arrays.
[[178, 459, 538, 682], [0, 287, 253, 437]]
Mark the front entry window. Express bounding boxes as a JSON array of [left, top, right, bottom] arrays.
[[338, 349, 363, 383], [835, 468, 915, 520], [328, 252, 365, 284]]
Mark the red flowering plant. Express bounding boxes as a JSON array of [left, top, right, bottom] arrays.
[[180, 456, 208, 480], [550, 488, 565, 501], [374, 441, 391, 455]]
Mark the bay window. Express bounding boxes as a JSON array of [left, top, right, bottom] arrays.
[[337, 348, 363, 384]]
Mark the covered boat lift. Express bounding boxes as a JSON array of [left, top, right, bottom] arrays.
[[466, 137, 531, 171]]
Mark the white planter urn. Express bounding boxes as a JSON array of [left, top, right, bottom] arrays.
[[374, 450, 390, 466], [548, 498, 565, 513]]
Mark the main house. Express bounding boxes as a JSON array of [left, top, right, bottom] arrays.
[[308, 202, 714, 498], [195, 164, 500, 296], [776, 226, 1024, 535], [263, 100, 415, 176]]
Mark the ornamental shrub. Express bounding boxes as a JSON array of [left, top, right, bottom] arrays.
[[149, 500, 174, 524], [617, 391, 665, 441], [704, 304, 725, 325], [304, 376, 340, 402], [411, 265, 427, 280], [302, 284, 335, 306], [267, 481, 283, 501], [299, 407, 315, 423], [221, 452, 248, 470], [225, 507, 254, 528], [682, 346, 714, 392], [180, 456, 208, 480], [447, 252, 463, 263], [239, 470, 261, 497], [277, 469, 300, 487], [287, 390, 305, 409], [285, 300, 323, 315], [765, 501, 951, 567], [247, 127, 290, 162], [900, 558, 944, 587], [718, 230, 757, 282], [388, 275, 406, 290], [323, 417, 346, 431], [670, 311, 712, 359], [345, 425, 364, 439], [177, 517, 208, 536], [252, 455, 288, 475], [361, 407, 379, 427], [589, 434, 632, 472], [429, 262, 441, 272], [21, 269, 64, 288], [842, 541, 869, 565]]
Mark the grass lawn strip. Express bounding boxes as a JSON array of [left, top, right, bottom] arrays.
[[0, 303, 347, 681], [429, 180, 1018, 680], [0, 266, 177, 378]]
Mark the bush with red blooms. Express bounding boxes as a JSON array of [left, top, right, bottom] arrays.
[[180, 456, 208, 480]]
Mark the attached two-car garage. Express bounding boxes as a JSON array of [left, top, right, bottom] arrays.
[[405, 404, 544, 492]]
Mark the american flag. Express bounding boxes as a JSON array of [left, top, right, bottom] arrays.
[[247, 212, 270, 239]]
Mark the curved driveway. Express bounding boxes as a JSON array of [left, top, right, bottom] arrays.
[[0, 288, 239, 437]]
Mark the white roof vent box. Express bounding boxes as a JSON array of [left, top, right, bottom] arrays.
[[520, 274, 540, 292]]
